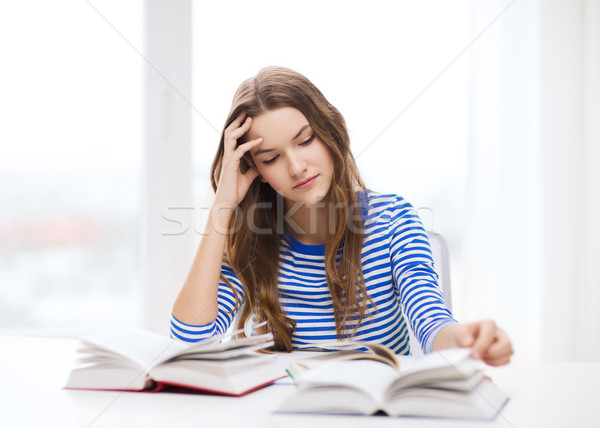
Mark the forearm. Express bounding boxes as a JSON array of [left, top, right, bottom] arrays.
[[172, 204, 235, 325]]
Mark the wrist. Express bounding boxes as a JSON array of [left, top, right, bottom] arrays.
[[213, 186, 241, 210], [209, 204, 237, 235], [431, 322, 460, 352]]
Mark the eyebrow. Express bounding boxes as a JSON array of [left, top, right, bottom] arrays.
[[254, 124, 311, 156]]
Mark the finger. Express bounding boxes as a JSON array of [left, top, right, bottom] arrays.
[[233, 137, 263, 160], [223, 115, 252, 153], [225, 112, 247, 131], [470, 320, 497, 359], [483, 354, 512, 367], [227, 115, 253, 141], [224, 136, 237, 153], [482, 330, 513, 361]]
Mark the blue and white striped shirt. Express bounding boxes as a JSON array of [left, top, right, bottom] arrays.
[[170, 190, 456, 355]]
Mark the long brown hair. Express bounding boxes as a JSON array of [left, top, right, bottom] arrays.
[[210, 66, 374, 351]]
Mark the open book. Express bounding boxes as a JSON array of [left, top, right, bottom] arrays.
[[65, 329, 285, 396], [278, 347, 509, 420], [288, 340, 402, 378]]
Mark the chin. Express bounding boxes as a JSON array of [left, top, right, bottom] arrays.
[[279, 182, 333, 207]]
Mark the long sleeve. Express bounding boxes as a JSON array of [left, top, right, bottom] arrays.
[[170, 256, 245, 343], [387, 196, 457, 353]]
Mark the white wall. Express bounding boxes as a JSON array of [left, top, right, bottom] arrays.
[[539, 0, 600, 362], [467, 0, 600, 362], [466, 0, 543, 360]]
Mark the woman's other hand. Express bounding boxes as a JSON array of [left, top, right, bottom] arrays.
[[434, 320, 514, 366]]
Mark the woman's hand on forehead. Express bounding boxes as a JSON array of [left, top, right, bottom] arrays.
[[214, 113, 264, 209], [225, 112, 254, 151]]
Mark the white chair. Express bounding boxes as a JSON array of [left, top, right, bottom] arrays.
[[407, 230, 453, 356], [427, 230, 452, 310]]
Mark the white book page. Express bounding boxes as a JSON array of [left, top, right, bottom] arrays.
[[164, 342, 275, 362], [277, 385, 377, 415], [386, 348, 480, 391], [175, 333, 273, 356], [80, 329, 185, 369], [383, 379, 509, 419], [296, 360, 399, 404], [398, 348, 473, 374]]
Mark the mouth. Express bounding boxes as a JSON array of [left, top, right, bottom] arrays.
[[293, 175, 319, 189]]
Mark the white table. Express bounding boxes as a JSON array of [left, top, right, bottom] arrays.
[[0, 336, 598, 428]]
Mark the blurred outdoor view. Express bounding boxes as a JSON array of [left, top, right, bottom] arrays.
[[0, 1, 143, 335], [0, 172, 141, 334]]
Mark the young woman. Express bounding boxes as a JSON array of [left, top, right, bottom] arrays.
[[171, 66, 513, 366]]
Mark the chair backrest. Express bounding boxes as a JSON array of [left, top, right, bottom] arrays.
[[407, 230, 452, 356], [427, 231, 452, 311]]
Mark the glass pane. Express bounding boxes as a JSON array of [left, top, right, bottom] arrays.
[[0, 0, 143, 336]]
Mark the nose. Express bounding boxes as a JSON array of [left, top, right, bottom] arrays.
[[287, 152, 307, 177]]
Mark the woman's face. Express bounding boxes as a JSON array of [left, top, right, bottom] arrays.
[[247, 107, 335, 207]]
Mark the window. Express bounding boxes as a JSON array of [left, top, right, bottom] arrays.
[[0, 1, 143, 335]]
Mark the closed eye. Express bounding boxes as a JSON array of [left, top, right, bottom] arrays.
[[299, 134, 315, 146], [263, 134, 315, 165], [263, 155, 279, 165]]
